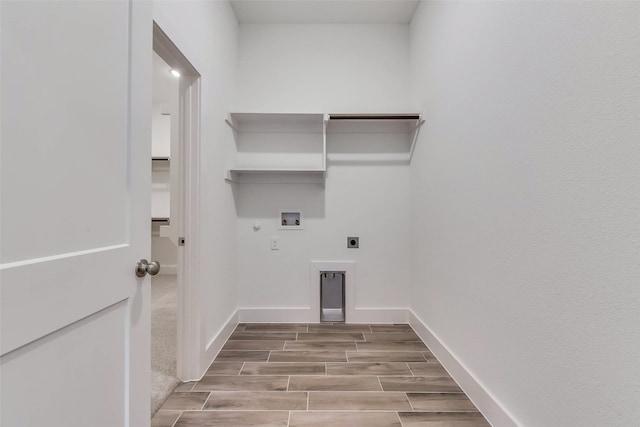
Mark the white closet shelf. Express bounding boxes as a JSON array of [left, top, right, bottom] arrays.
[[225, 168, 326, 184], [226, 112, 325, 133], [224, 112, 424, 184], [327, 113, 424, 161], [225, 112, 327, 184], [152, 157, 170, 170], [228, 168, 326, 173], [327, 113, 423, 134]]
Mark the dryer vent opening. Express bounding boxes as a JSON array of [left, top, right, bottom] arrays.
[[320, 271, 345, 322]]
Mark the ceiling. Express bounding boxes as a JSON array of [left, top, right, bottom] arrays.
[[229, 0, 420, 24], [152, 51, 179, 104]]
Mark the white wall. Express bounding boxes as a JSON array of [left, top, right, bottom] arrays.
[[234, 23, 413, 320], [151, 103, 171, 157], [235, 162, 412, 320], [153, 0, 239, 377], [409, 1, 640, 426], [234, 24, 410, 112]]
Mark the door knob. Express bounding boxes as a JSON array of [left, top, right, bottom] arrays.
[[135, 259, 161, 277]]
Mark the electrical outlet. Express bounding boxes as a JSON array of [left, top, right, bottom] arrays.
[[270, 237, 280, 250]]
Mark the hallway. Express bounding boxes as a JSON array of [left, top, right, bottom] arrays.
[[151, 323, 489, 426]]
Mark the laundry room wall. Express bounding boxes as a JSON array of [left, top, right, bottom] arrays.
[[233, 23, 414, 321], [409, 1, 640, 425]]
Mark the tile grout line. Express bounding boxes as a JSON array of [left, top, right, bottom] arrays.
[[287, 410, 292, 427], [198, 392, 212, 411], [169, 410, 183, 427], [376, 375, 384, 392], [287, 375, 291, 392], [406, 362, 414, 377], [306, 391, 310, 411], [406, 391, 416, 412], [397, 411, 406, 427], [239, 362, 246, 376]]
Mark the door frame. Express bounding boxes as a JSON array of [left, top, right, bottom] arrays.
[[152, 22, 202, 381]]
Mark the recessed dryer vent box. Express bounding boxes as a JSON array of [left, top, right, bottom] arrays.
[[279, 210, 302, 230], [320, 271, 345, 322]]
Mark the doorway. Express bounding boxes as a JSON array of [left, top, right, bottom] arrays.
[[151, 22, 202, 416], [150, 50, 180, 413]]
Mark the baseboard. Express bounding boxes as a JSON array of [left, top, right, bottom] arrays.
[[408, 309, 520, 427], [238, 308, 312, 323], [348, 308, 408, 323], [237, 307, 408, 324], [198, 310, 239, 380]]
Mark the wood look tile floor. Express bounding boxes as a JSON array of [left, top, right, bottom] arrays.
[[152, 324, 490, 427]]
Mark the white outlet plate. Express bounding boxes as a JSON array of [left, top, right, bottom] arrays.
[[270, 237, 279, 250]]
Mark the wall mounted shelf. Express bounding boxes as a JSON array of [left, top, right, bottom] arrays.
[[151, 217, 170, 226], [225, 168, 326, 184], [326, 113, 424, 162], [225, 112, 327, 185], [152, 157, 170, 170], [226, 112, 325, 133], [224, 112, 423, 184], [328, 114, 421, 130]]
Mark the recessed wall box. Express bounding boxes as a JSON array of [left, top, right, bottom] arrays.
[[320, 271, 345, 322], [347, 237, 359, 248], [279, 210, 303, 230]]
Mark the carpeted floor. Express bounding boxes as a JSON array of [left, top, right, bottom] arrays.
[[151, 274, 180, 416]]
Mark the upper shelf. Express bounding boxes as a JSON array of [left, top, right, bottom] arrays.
[[225, 168, 326, 185], [226, 112, 423, 134], [224, 112, 327, 185], [226, 112, 325, 133], [327, 114, 422, 134], [327, 113, 424, 162], [152, 157, 170, 170]]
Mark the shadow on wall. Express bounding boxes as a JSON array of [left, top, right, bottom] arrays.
[[231, 183, 326, 219], [328, 132, 413, 167]]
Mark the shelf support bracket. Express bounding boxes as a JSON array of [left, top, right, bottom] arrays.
[[224, 118, 239, 133], [409, 118, 425, 162]]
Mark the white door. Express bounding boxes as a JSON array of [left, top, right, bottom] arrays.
[[1, 1, 152, 426]]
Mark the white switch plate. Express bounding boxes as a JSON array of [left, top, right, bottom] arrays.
[[270, 237, 279, 250]]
